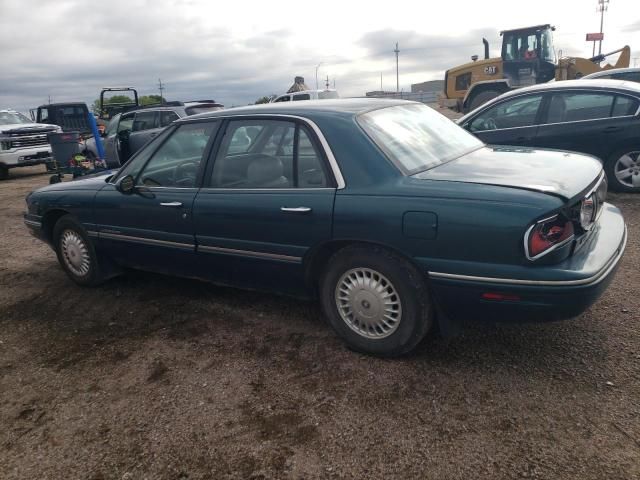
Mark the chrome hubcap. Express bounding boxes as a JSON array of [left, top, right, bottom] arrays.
[[60, 229, 91, 277], [335, 268, 402, 339], [614, 151, 640, 188]]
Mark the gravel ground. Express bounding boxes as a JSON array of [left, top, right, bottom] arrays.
[[1, 165, 639, 480]]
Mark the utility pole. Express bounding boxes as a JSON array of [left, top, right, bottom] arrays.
[[597, 0, 609, 56], [48, 95, 51, 104], [380, 72, 383, 91], [158, 78, 165, 104], [315, 62, 323, 90], [394, 42, 400, 93], [325, 75, 330, 90]]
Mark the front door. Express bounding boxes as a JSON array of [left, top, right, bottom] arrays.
[[193, 117, 336, 295], [94, 121, 220, 276]]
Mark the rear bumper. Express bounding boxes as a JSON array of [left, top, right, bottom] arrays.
[[427, 203, 627, 323]]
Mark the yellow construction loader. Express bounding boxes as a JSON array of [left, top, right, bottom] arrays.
[[441, 24, 631, 112]]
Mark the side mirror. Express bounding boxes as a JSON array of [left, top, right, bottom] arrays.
[[116, 174, 135, 194]]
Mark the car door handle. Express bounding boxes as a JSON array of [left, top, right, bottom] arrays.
[[281, 206, 312, 213], [515, 136, 530, 142], [149, 132, 158, 137], [160, 201, 183, 207], [602, 126, 623, 133]]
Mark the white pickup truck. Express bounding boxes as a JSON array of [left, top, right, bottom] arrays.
[[0, 109, 60, 180]]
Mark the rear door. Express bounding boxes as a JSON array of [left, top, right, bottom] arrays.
[[534, 90, 632, 160], [193, 117, 336, 294], [464, 94, 544, 146]]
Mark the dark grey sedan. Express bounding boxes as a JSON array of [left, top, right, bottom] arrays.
[[458, 79, 640, 192], [85, 102, 223, 167]]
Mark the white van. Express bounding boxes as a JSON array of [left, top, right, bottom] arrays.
[[271, 89, 340, 103]]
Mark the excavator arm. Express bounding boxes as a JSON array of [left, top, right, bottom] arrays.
[[555, 46, 631, 80]]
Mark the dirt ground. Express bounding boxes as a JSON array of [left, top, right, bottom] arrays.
[[1, 165, 639, 480]]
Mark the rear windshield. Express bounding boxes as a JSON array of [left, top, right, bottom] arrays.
[[318, 91, 339, 99], [185, 105, 224, 116], [357, 103, 483, 174]]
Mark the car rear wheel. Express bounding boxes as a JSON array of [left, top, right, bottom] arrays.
[[605, 148, 640, 192], [53, 215, 106, 286], [320, 245, 432, 356]]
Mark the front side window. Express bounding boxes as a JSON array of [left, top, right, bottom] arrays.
[[468, 94, 544, 131], [136, 122, 218, 188], [293, 93, 311, 101], [210, 119, 330, 188], [545, 92, 615, 123], [104, 114, 121, 136], [132, 111, 159, 132], [358, 103, 483, 175], [118, 112, 135, 133], [274, 95, 291, 102]]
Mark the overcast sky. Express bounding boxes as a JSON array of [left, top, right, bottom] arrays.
[[1, 0, 638, 111]]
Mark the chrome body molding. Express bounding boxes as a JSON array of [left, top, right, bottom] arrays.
[[198, 245, 302, 263], [429, 225, 626, 287], [99, 232, 193, 249]]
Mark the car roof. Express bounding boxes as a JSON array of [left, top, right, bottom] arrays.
[[489, 79, 640, 101], [181, 98, 413, 122], [582, 67, 640, 78]]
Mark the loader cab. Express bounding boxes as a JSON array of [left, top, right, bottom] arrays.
[[501, 25, 556, 87]]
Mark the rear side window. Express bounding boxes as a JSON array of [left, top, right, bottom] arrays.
[[210, 119, 330, 188], [274, 95, 291, 102], [132, 111, 159, 132], [293, 94, 311, 101], [547, 92, 615, 123], [611, 95, 639, 117]]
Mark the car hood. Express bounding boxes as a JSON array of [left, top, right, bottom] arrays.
[[413, 146, 603, 201], [0, 123, 58, 135], [35, 171, 114, 193]]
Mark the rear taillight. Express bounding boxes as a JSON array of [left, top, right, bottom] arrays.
[[525, 215, 574, 260]]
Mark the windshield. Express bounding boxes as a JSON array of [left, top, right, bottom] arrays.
[[357, 103, 483, 175], [318, 91, 339, 100], [0, 111, 32, 125]]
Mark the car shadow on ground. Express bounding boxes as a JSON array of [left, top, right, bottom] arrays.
[[1, 266, 611, 386]]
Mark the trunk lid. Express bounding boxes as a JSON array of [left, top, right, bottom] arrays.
[[412, 146, 603, 201]]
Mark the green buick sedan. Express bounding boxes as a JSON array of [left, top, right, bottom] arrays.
[[24, 99, 626, 356]]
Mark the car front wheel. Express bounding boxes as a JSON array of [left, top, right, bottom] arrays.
[[320, 245, 432, 356], [53, 215, 105, 286], [605, 148, 640, 192]]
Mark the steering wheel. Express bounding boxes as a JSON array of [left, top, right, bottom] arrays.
[[173, 160, 198, 187], [485, 118, 498, 130]]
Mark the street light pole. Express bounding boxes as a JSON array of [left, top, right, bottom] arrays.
[[597, 0, 609, 56], [394, 42, 400, 93]]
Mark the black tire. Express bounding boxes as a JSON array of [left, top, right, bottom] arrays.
[[0, 165, 8, 181], [604, 147, 640, 193], [319, 245, 433, 357], [52, 215, 106, 286], [468, 89, 501, 112]]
